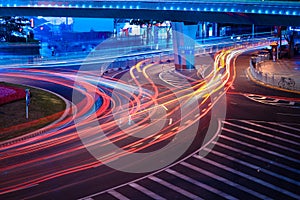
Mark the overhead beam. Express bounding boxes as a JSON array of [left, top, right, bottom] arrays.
[[0, 7, 300, 26]]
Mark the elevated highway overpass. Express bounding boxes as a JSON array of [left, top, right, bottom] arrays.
[[0, 0, 300, 26]]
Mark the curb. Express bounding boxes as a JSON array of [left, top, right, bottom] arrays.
[[247, 68, 300, 95]]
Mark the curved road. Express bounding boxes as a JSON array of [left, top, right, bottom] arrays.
[[0, 43, 299, 199]]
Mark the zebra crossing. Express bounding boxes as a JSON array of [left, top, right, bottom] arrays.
[[80, 120, 300, 200], [243, 94, 300, 109]]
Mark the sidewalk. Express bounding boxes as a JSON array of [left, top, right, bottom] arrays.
[[249, 55, 300, 94]]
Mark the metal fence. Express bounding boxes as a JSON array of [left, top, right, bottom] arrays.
[[249, 59, 300, 92]]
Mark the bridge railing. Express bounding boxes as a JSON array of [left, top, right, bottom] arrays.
[[249, 55, 300, 92], [0, 36, 277, 70], [0, 0, 299, 7]]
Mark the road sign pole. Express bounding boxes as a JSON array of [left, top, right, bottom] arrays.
[[26, 105, 28, 119], [25, 89, 30, 119]]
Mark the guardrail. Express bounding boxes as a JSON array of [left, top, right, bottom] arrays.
[[249, 58, 300, 92], [0, 36, 277, 67]]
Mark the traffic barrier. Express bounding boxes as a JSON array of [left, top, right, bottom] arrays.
[[249, 59, 300, 92]]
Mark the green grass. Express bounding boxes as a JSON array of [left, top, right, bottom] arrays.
[[0, 82, 66, 141]]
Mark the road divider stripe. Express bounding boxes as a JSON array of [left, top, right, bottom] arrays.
[[220, 132, 300, 164], [212, 141, 300, 174], [180, 161, 269, 199], [224, 121, 300, 146], [129, 183, 166, 200], [222, 126, 300, 154], [240, 120, 300, 139], [166, 168, 238, 200], [148, 176, 201, 200], [267, 122, 300, 132], [194, 155, 300, 199], [203, 147, 300, 186], [107, 190, 130, 200]]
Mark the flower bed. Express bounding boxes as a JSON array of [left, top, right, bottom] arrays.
[[0, 85, 26, 105]]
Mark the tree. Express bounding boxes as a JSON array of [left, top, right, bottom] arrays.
[[0, 16, 33, 42]]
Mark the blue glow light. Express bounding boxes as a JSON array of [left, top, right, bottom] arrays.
[[163, 6, 166, 10], [293, 11, 297, 15], [6, 4, 10, 7], [286, 11, 290, 15], [204, 8, 207, 11], [231, 8, 235, 12], [129, 5, 133, 9], [116, 5, 119, 8], [34, 4, 38, 7], [102, 5, 106, 8], [210, 8, 214, 12], [197, 8, 200, 11], [217, 8, 221, 12], [0, 4, 2, 7], [69, 4, 72, 8], [82, 4, 86, 8], [75, 4, 79, 8], [279, 10, 282, 14], [224, 8, 228, 12], [177, 7, 180, 10], [136, 5, 139, 9], [190, 8, 193, 11], [265, 10, 269, 14], [245, 9, 248, 12], [156, 6, 159, 10], [258, 10, 262, 13], [89, 5, 92, 8], [272, 10, 276, 14], [170, 6, 173, 10], [123, 5, 126, 9], [55, 4, 58, 7], [13, 4, 16, 7], [109, 5, 112, 9], [251, 9, 255, 13], [48, 4, 51, 7]]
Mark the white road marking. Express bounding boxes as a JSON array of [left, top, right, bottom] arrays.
[[181, 162, 270, 199], [203, 147, 300, 186], [277, 113, 300, 117], [224, 121, 300, 149], [129, 183, 166, 200], [148, 176, 201, 199], [221, 130, 300, 164], [166, 168, 237, 200], [162, 105, 168, 111], [240, 120, 300, 139], [268, 122, 300, 132], [169, 118, 173, 125], [212, 141, 300, 174], [107, 190, 130, 200], [194, 155, 300, 199]]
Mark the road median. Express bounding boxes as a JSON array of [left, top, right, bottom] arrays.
[[0, 82, 66, 141]]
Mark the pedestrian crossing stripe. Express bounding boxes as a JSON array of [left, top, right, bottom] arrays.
[[79, 120, 300, 200]]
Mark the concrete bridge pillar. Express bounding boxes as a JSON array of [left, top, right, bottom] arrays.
[[172, 22, 198, 70]]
